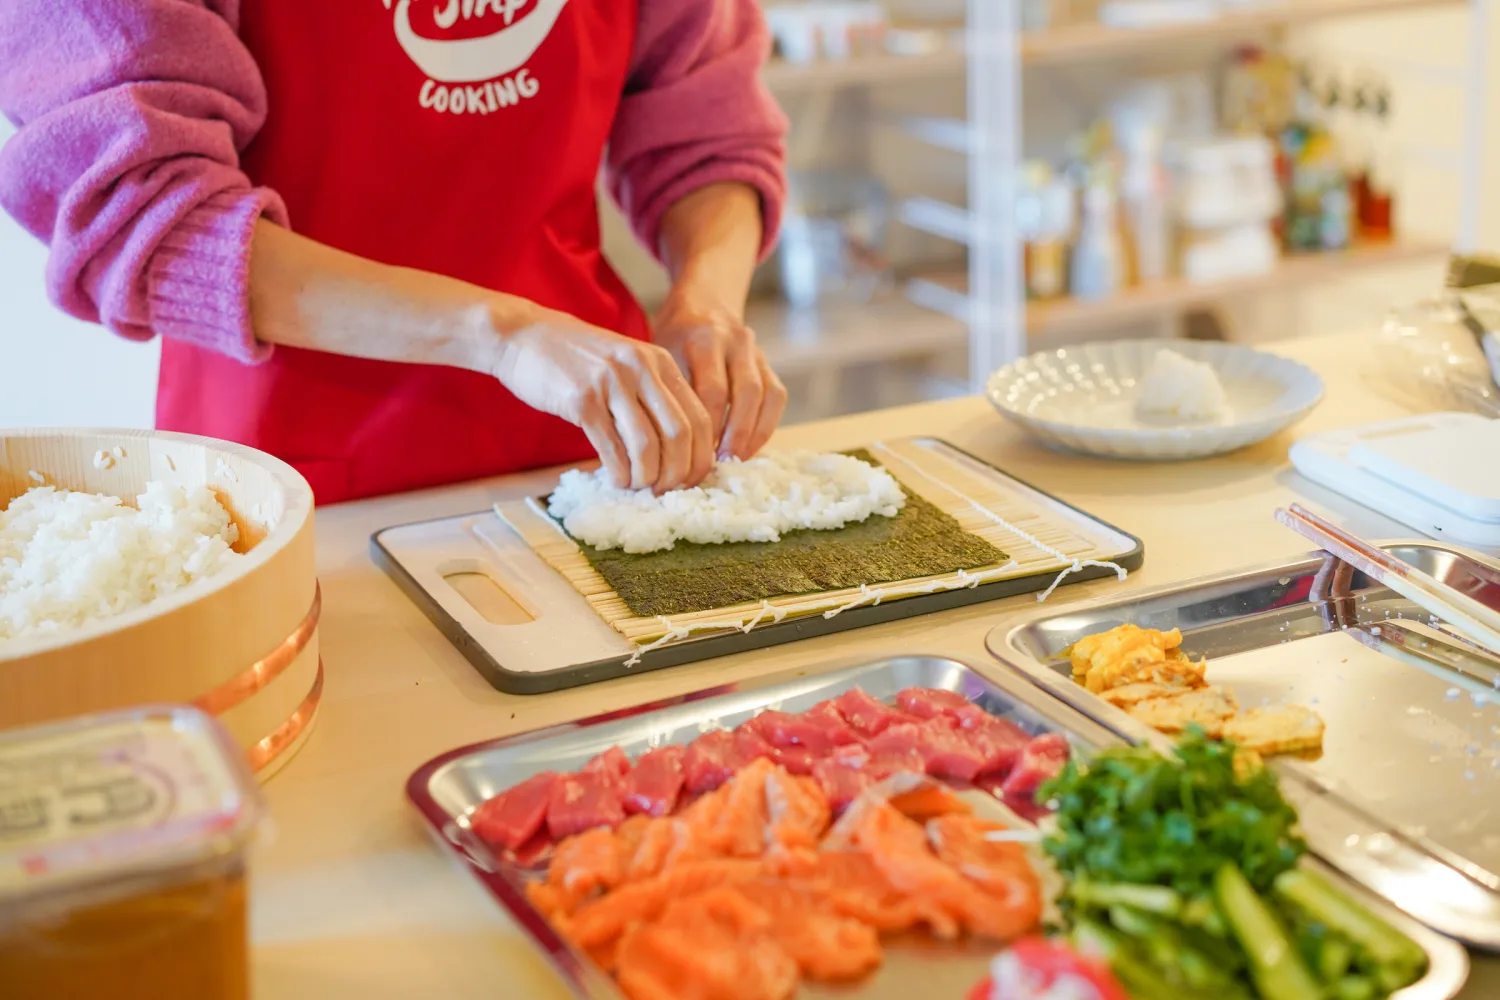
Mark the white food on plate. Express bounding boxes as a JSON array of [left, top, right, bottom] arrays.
[[548, 451, 906, 554], [1133, 348, 1229, 423], [0, 482, 242, 641]]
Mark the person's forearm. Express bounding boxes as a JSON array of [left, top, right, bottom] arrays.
[[248, 219, 554, 375], [657, 182, 763, 319]]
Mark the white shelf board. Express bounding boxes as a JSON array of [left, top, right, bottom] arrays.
[[898, 197, 975, 245], [760, 0, 1461, 91], [747, 289, 970, 376]]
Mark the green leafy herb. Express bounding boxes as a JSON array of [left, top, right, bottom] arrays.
[[1041, 729, 1429, 999], [1041, 728, 1306, 898]]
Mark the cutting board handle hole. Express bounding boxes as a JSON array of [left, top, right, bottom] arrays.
[[442, 569, 535, 626]]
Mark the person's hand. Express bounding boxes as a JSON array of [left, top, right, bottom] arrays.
[[490, 310, 715, 493], [653, 288, 787, 462]]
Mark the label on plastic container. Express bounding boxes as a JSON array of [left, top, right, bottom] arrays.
[[0, 710, 256, 899]]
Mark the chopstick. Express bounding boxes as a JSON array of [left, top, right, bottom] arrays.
[[1276, 503, 1500, 657]]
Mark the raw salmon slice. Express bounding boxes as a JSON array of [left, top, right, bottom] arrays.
[[526, 879, 567, 923], [615, 887, 799, 1000], [889, 784, 973, 822], [547, 826, 624, 911], [568, 859, 766, 949], [710, 757, 775, 857], [926, 814, 1043, 919], [765, 768, 831, 849], [677, 784, 729, 833], [849, 801, 1040, 942], [735, 880, 883, 982], [625, 817, 717, 881], [772, 846, 954, 937]]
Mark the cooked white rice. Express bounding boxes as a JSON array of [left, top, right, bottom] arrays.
[[1135, 348, 1229, 422], [547, 451, 906, 554], [0, 482, 242, 641]]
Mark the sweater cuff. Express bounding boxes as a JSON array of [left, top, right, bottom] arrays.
[[146, 188, 288, 365]]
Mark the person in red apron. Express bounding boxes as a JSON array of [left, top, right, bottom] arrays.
[[0, 0, 788, 504]]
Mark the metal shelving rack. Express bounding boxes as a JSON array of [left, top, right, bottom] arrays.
[[752, 0, 1487, 406]]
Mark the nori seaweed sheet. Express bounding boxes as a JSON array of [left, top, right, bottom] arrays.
[[556, 450, 1008, 618]]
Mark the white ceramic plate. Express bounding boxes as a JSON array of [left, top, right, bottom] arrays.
[[985, 339, 1325, 460]]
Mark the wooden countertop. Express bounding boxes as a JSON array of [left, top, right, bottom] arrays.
[[251, 331, 1498, 998]]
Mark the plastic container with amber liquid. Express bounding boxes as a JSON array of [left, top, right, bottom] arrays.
[[0, 705, 263, 1000]]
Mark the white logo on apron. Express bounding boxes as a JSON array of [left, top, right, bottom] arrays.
[[383, 0, 567, 112]]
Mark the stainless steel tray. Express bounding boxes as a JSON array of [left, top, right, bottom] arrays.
[[987, 540, 1500, 952], [407, 655, 1469, 999]]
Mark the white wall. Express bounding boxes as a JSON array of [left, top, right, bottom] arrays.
[[0, 120, 160, 429]]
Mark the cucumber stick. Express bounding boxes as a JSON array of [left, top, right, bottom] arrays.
[[1216, 864, 1323, 1000], [1070, 880, 1184, 916], [1273, 868, 1427, 984], [1072, 920, 1209, 1000]]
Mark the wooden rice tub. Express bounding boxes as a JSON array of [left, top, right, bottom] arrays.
[[0, 428, 319, 780]]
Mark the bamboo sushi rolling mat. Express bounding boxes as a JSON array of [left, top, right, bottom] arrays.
[[495, 438, 1128, 651]]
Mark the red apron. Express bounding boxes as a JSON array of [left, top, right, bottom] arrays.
[[156, 0, 649, 504]]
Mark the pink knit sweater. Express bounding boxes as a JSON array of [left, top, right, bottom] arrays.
[[0, 0, 787, 364]]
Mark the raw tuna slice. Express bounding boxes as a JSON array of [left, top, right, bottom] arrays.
[[895, 687, 972, 721], [870, 718, 988, 782], [583, 746, 633, 792], [747, 703, 859, 754], [811, 742, 929, 812], [956, 709, 1033, 777], [733, 728, 777, 767], [812, 757, 873, 812], [469, 771, 559, 851], [547, 770, 627, 840], [622, 746, 685, 817], [805, 700, 863, 745], [865, 722, 922, 757], [865, 747, 930, 781], [1001, 734, 1071, 800], [683, 731, 736, 794], [834, 688, 912, 737], [683, 729, 771, 794], [769, 744, 820, 776]]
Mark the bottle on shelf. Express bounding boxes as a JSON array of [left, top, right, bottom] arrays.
[[1279, 63, 1350, 253], [1347, 79, 1374, 231], [1118, 121, 1171, 284], [1018, 162, 1074, 300], [1070, 166, 1126, 302], [1360, 82, 1396, 239]]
